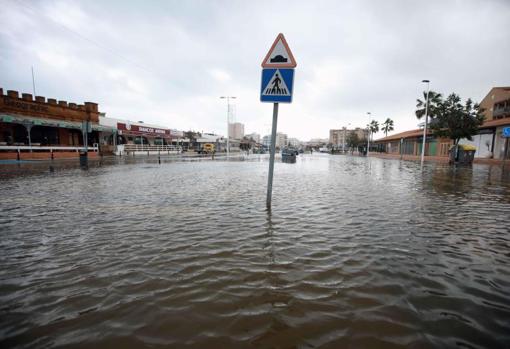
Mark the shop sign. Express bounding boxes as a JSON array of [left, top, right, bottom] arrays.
[[117, 123, 170, 136]]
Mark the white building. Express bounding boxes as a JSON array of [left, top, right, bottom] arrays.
[[261, 132, 288, 148], [288, 137, 301, 147], [262, 135, 271, 147], [276, 132, 288, 148], [245, 132, 260, 143], [228, 122, 244, 140]]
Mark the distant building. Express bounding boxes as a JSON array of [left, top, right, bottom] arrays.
[[288, 137, 301, 147], [245, 132, 260, 143], [307, 138, 329, 148], [228, 122, 244, 140], [330, 127, 367, 149], [261, 132, 288, 149], [276, 132, 287, 148]]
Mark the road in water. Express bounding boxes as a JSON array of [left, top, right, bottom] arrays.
[[1, 154, 509, 348]]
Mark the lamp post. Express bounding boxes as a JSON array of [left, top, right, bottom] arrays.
[[366, 112, 371, 157], [343, 123, 351, 153], [420, 80, 430, 165], [220, 96, 236, 158]]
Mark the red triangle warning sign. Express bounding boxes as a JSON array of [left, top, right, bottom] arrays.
[[261, 33, 297, 68]]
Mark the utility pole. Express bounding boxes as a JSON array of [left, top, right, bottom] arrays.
[[31, 66, 37, 96], [367, 112, 371, 156], [220, 96, 236, 158]]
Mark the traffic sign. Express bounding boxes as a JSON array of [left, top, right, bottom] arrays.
[[503, 126, 510, 138], [261, 33, 297, 68], [261, 33, 297, 209], [260, 68, 294, 103]]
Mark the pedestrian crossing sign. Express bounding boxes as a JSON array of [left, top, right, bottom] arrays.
[[260, 68, 294, 103]]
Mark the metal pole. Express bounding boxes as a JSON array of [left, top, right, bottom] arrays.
[[227, 99, 230, 158], [83, 122, 88, 151], [400, 138, 404, 160], [27, 124, 32, 152], [31, 66, 36, 97], [343, 127, 345, 153], [266, 103, 279, 209], [421, 80, 430, 165], [367, 112, 371, 157]]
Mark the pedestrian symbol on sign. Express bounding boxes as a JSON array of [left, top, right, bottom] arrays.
[[262, 70, 290, 96]]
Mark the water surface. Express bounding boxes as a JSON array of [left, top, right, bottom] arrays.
[[1, 155, 509, 348]]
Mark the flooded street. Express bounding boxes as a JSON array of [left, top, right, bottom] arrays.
[[1, 155, 510, 348]]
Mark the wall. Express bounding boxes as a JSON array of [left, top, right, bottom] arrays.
[[0, 88, 99, 123]]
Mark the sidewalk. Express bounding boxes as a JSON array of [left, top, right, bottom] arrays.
[[370, 152, 509, 166]]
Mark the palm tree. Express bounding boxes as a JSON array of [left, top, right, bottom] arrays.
[[366, 120, 379, 141], [381, 118, 394, 137], [416, 90, 442, 120]]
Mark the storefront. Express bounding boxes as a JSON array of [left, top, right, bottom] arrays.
[[0, 88, 114, 160], [98, 116, 183, 155]]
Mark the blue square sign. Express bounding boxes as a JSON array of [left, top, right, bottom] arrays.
[[260, 68, 294, 103]]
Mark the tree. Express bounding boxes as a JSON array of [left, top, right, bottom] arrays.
[[381, 118, 394, 137], [346, 131, 360, 153], [367, 120, 379, 141], [428, 93, 484, 145], [184, 130, 201, 150], [415, 90, 443, 120]]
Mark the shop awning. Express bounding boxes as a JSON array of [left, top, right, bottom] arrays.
[[0, 113, 116, 132]]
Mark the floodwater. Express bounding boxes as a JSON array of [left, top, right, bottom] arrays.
[[1, 154, 510, 348]]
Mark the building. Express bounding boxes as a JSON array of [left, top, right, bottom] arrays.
[[196, 133, 228, 152], [261, 132, 288, 149], [288, 137, 302, 148], [479, 87, 510, 120], [245, 132, 260, 143], [262, 135, 271, 148], [276, 132, 288, 149], [329, 127, 367, 149], [307, 138, 329, 148], [373, 86, 510, 160], [0, 87, 112, 160], [228, 122, 244, 140], [98, 116, 183, 155]]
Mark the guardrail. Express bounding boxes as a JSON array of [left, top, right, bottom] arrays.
[[120, 144, 182, 153]]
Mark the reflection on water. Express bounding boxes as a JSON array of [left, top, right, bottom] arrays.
[[1, 155, 509, 348]]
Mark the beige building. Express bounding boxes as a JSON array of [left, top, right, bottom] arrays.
[[330, 127, 367, 148], [479, 87, 510, 121], [228, 122, 244, 140]]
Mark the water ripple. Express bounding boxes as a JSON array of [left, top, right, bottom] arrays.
[[1, 155, 510, 348]]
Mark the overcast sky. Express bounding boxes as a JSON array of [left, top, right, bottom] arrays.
[[1, 0, 509, 140]]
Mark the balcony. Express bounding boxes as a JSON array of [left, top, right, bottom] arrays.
[[493, 106, 510, 119], [493, 98, 510, 119]]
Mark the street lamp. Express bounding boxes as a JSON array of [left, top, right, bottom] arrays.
[[367, 112, 371, 157], [220, 96, 236, 158], [420, 80, 430, 165], [343, 123, 351, 153]]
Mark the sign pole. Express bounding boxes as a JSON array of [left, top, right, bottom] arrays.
[[266, 102, 279, 209]]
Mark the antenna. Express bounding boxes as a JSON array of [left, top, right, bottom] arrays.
[[31, 66, 37, 96]]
